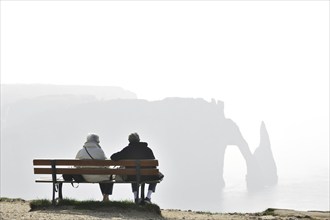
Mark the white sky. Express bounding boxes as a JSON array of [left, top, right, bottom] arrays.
[[1, 1, 329, 173]]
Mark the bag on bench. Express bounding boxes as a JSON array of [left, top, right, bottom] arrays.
[[62, 174, 85, 182], [114, 166, 127, 182]]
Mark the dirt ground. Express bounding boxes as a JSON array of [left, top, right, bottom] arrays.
[[1, 199, 329, 220]]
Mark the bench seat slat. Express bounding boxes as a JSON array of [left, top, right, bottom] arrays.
[[34, 168, 159, 175], [33, 159, 158, 167]]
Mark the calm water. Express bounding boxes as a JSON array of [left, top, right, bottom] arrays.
[[177, 173, 330, 213], [216, 176, 329, 213], [148, 168, 329, 213]]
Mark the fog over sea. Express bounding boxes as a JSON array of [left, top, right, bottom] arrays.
[[213, 161, 329, 212], [1, 84, 329, 213]]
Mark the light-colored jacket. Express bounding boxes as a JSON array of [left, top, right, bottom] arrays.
[[75, 141, 110, 182]]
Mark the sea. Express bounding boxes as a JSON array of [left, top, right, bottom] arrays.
[[152, 170, 330, 213], [213, 173, 329, 213]]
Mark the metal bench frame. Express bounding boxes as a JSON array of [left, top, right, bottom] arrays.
[[33, 159, 160, 205]]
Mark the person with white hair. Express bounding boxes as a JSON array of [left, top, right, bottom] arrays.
[[76, 133, 113, 202], [111, 132, 160, 204]]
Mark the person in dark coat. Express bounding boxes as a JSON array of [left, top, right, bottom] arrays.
[[111, 132, 158, 203]]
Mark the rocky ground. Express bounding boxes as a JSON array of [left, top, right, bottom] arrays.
[[1, 199, 329, 220]]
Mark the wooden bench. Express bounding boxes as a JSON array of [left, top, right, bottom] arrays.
[[33, 159, 161, 205]]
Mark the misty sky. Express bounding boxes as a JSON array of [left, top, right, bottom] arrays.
[[1, 1, 329, 177]]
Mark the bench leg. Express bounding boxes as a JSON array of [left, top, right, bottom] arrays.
[[140, 183, 145, 200], [52, 183, 56, 205], [135, 185, 140, 204], [134, 183, 146, 205], [51, 183, 63, 205], [58, 183, 63, 200]]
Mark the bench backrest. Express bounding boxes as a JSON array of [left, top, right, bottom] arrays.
[[33, 159, 159, 176]]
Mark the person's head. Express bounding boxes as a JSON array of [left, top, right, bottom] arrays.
[[86, 133, 100, 143], [128, 132, 140, 143]]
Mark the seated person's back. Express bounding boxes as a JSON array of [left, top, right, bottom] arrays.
[[111, 132, 159, 203]]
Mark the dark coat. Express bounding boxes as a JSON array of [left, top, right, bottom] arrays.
[[110, 142, 158, 181], [111, 142, 155, 160]]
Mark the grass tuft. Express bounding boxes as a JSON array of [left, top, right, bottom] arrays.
[[29, 199, 52, 209], [29, 198, 161, 215], [195, 211, 212, 215], [262, 208, 276, 216], [0, 197, 25, 202]]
